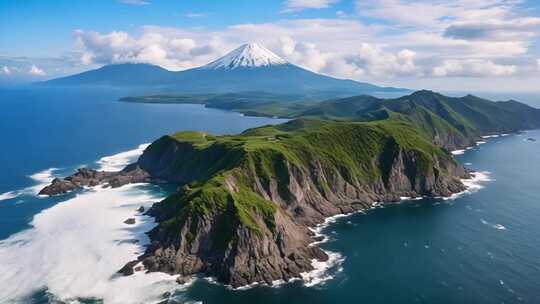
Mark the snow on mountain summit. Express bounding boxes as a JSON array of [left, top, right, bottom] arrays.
[[202, 43, 288, 70]]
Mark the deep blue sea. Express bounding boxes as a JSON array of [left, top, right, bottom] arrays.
[[0, 87, 539, 303]]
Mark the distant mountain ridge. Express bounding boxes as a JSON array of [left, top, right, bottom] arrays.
[[43, 43, 407, 97], [299, 90, 540, 150], [122, 90, 540, 151]]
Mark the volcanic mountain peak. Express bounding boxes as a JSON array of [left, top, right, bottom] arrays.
[[202, 43, 288, 70]]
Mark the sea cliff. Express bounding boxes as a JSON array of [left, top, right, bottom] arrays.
[[128, 119, 468, 286]]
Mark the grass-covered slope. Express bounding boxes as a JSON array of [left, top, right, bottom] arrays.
[[136, 119, 468, 287], [122, 90, 540, 150], [299, 90, 540, 149]]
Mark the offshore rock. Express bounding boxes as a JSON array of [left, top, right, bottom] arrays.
[[38, 164, 153, 196]]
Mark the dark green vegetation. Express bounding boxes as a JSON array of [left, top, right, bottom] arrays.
[[299, 90, 540, 148], [120, 91, 317, 118], [126, 90, 540, 150], [128, 89, 540, 286], [145, 119, 455, 235]]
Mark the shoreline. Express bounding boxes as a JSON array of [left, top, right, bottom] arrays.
[[219, 163, 493, 291], [451, 131, 520, 156], [0, 130, 500, 297]]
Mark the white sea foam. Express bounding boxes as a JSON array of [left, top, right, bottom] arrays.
[[97, 144, 150, 172], [0, 168, 58, 202], [1, 143, 150, 203], [444, 171, 491, 200], [451, 149, 465, 155], [300, 251, 344, 287], [480, 218, 506, 230], [0, 184, 183, 304], [482, 135, 500, 139], [400, 196, 422, 201], [0, 191, 17, 201], [309, 213, 353, 247], [296, 212, 357, 287]]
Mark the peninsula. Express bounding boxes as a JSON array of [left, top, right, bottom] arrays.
[[39, 90, 540, 287]]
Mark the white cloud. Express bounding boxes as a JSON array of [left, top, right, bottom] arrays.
[[282, 0, 338, 12], [336, 10, 348, 18], [29, 64, 45, 76], [433, 59, 516, 77], [73, 29, 213, 71], [2, 66, 11, 75], [118, 0, 149, 5], [356, 0, 518, 30], [335, 44, 419, 79], [68, 0, 540, 91], [444, 18, 540, 41], [184, 12, 207, 18], [70, 16, 528, 82], [279, 37, 329, 71]]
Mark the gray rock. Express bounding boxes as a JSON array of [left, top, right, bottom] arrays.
[[118, 260, 139, 276], [175, 276, 190, 284], [39, 165, 153, 196]]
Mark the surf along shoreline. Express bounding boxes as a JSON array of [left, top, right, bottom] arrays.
[[0, 128, 512, 302]]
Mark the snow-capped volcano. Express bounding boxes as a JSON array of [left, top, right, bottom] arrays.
[[203, 43, 287, 70], [46, 42, 406, 96]]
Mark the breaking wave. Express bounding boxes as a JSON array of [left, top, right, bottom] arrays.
[[96, 143, 150, 172], [0, 168, 58, 202], [0, 184, 182, 304]]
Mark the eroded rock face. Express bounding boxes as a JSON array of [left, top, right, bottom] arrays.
[[118, 140, 470, 288], [139, 204, 328, 287]]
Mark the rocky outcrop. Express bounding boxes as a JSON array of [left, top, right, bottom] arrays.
[[142, 204, 328, 287], [38, 164, 153, 196]]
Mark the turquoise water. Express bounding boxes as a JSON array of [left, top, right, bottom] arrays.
[[0, 87, 539, 303]]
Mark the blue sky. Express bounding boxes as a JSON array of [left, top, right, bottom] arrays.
[[2, 0, 540, 92]]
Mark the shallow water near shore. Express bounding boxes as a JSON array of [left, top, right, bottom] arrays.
[[1, 87, 539, 303]]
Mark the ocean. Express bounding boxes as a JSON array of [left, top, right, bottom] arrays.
[[0, 87, 539, 303]]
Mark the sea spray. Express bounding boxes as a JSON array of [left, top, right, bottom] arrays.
[[444, 171, 492, 200], [0, 142, 149, 203], [0, 184, 182, 303], [0, 168, 58, 202], [0, 144, 183, 303], [96, 143, 150, 172]]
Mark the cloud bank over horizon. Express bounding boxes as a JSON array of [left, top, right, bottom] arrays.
[[2, 0, 540, 92]]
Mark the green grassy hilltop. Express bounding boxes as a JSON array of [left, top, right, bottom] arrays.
[[140, 119, 461, 252], [123, 90, 540, 150], [122, 89, 540, 286]]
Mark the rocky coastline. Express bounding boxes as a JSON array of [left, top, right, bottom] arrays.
[[40, 120, 472, 288]]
